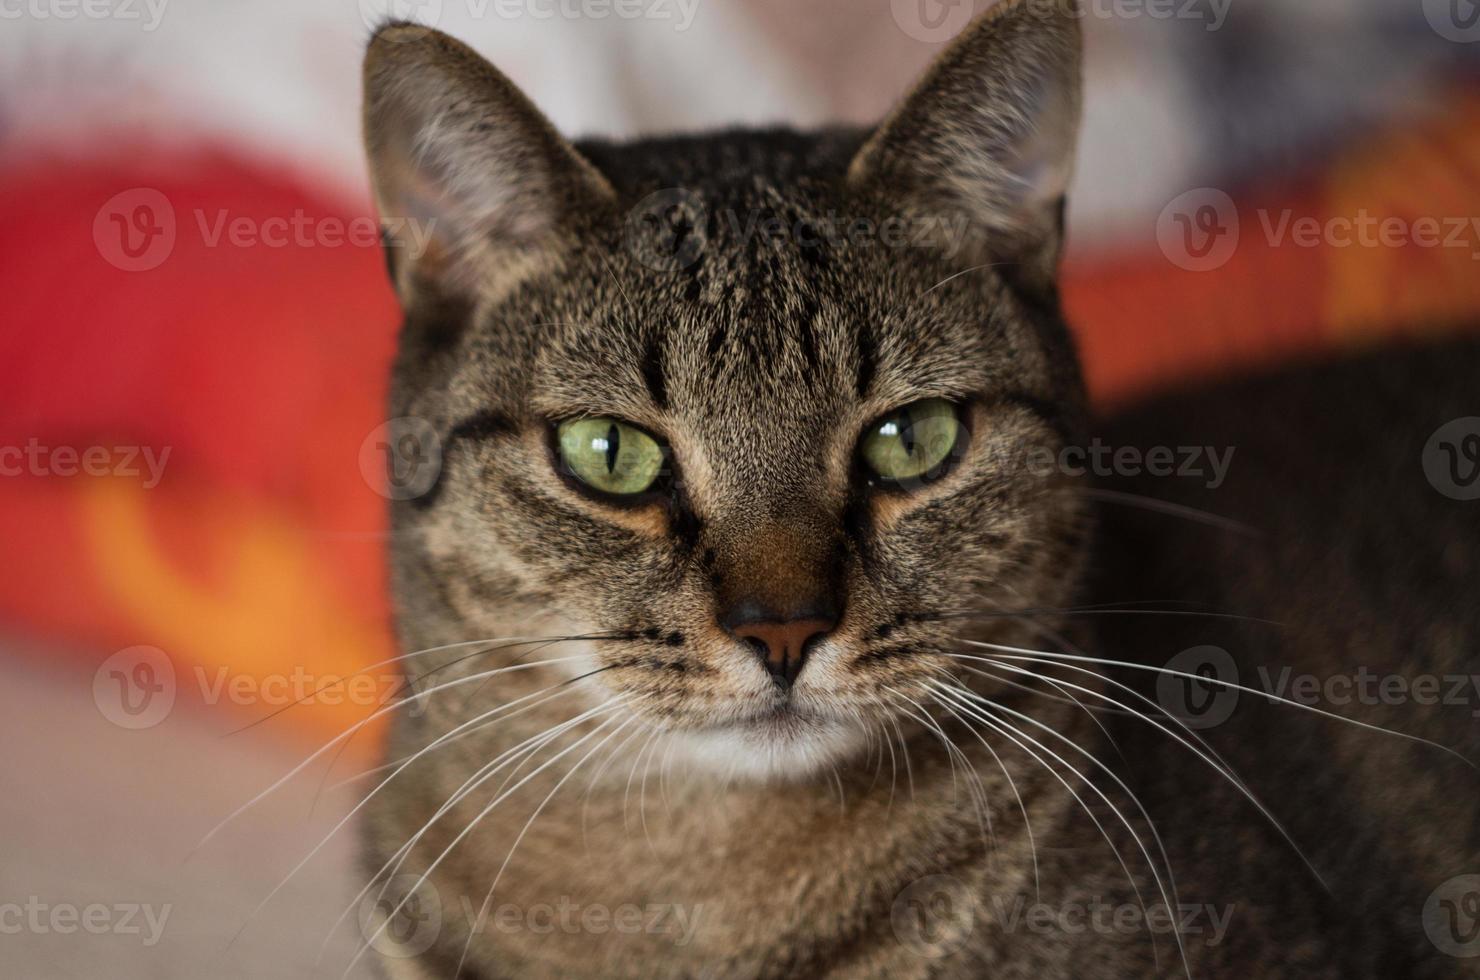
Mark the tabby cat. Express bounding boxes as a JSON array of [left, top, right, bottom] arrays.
[[356, 2, 1480, 976]]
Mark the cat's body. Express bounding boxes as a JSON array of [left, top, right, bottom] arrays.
[[962, 340, 1480, 977], [1090, 338, 1480, 978], [357, 5, 1480, 976]]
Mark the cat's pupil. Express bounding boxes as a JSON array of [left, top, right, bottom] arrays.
[[605, 423, 620, 474], [900, 408, 917, 459]]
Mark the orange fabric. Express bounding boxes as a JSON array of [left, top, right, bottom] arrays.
[[1067, 93, 1480, 405]]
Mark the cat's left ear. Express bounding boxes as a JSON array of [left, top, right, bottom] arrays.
[[848, 0, 1082, 295], [362, 23, 615, 306]]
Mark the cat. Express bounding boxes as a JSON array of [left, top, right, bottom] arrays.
[[355, 2, 1480, 976]]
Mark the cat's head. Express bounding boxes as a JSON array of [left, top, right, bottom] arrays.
[[364, 0, 1088, 779]]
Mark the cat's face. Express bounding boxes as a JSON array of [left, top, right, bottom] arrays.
[[366, 1, 1086, 779]]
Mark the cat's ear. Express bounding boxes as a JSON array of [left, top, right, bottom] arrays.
[[362, 23, 614, 305], [847, 0, 1082, 295]]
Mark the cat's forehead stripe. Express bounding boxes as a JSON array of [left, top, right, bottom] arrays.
[[641, 333, 669, 411]]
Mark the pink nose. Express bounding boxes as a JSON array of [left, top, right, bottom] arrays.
[[726, 617, 835, 687]]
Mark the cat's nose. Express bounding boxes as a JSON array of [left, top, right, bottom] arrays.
[[721, 602, 837, 688]]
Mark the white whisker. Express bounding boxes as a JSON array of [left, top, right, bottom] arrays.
[[960, 639, 1475, 769], [952, 651, 1328, 891], [932, 683, 1185, 978], [195, 655, 597, 857], [343, 706, 626, 978], [318, 699, 623, 964], [453, 715, 633, 977]]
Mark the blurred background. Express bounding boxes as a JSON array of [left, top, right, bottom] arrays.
[[2, 0, 1479, 975]]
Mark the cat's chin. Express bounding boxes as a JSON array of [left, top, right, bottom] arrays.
[[667, 706, 871, 783]]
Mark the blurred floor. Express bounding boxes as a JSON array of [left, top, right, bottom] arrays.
[[0, 643, 376, 978]]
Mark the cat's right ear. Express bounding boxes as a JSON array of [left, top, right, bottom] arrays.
[[362, 23, 614, 307], [847, 0, 1082, 297]]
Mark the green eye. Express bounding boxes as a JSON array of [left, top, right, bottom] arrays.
[[861, 399, 963, 484], [556, 417, 666, 497]]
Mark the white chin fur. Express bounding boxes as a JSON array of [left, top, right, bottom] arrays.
[[668, 715, 871, 783]]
